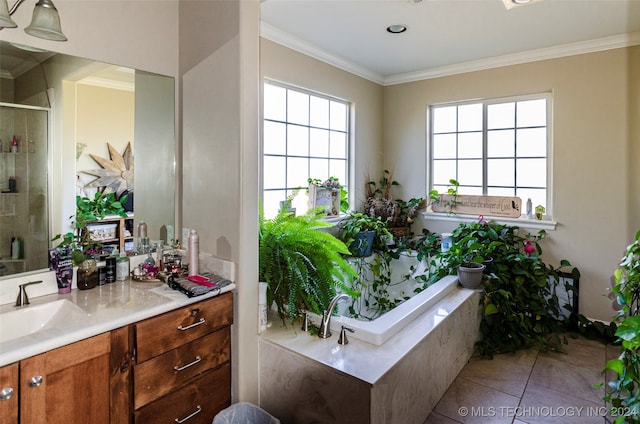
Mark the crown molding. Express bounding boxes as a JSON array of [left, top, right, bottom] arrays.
[[260, 22, 385, 85], [77, 77, 134, 92], [260, 22, 640, 87]]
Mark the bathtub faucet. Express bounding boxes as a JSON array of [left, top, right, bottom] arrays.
[[319, 293, 351, 338]]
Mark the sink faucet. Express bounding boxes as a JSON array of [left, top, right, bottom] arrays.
[[319, 293, 350, 338], [15, 281, 43, 307]]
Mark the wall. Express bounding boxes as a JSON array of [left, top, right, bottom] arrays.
[[384, 47, 639, 322], [260, 38, 385, 207]]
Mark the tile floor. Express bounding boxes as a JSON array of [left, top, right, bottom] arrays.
[[424, 335, 620, 424]]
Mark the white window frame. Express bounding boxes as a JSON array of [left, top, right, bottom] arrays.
[[426, 93, 555, 228], [262, 80, 351, 218]]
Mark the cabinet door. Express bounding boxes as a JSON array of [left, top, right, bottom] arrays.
[[20, 333, 114, 424], [0, 362, 18, 424]]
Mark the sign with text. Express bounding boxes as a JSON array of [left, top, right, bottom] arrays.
[[432, 194, 522, 218]]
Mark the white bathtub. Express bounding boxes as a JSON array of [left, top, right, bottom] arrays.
[[314, 274, 461, 346]]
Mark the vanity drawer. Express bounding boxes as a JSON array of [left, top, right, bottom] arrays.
[[134, 364, 231, 424], [135, 292, 233, 362], [133, 327, 231, 409]]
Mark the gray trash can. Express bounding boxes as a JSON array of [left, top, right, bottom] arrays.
[[213, 402, 280, 424]]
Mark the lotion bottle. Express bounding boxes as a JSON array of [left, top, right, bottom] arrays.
[[258, 282, 268, 333], [188, 229, 199, 276]]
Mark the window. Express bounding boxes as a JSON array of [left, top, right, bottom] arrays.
[[429, 94, 550, 214], [263, 81, 349, 218]]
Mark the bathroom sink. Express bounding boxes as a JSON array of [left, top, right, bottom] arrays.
[[0, 299, 89, 344]]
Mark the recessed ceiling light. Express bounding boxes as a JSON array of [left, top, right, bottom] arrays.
[[387, 25, 407, 34], [512, 0, 531, 3]]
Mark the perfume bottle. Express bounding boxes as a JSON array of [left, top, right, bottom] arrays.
[[10, 136, 17, 153]]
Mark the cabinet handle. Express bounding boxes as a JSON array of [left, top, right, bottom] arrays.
[[177, 317, 205, 331], [174, 405, 202, 423], [29, 376, 43, 387], [173, 355, 202, 372], [0, 387, 13, 400]]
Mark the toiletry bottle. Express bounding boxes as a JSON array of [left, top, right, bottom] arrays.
[[105, 250, 117, 283], [258, 282, 268, 333], [11, 237, 19, 259], [188, 229, 199, 276], [116, 250, 130, 281], [10, 136, 17, 153], [526, 198, 533, 219]]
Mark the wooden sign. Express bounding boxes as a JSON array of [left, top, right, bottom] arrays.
[[431, 194, 522, 218]]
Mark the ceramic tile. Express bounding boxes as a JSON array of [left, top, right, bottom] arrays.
[[492, 347, 539, 368], [528, 354, 604, 404], [519, 382, 606, 423], [433, 377, 520, 424], [538, 336, 606, 371], [459, 355, 532, 397], [423, 411, 462, 424]]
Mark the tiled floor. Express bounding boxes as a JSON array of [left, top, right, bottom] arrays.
[[424, 335, 620, 424]]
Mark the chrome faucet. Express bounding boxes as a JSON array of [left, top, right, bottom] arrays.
[[319, 293, 350, 338], [15, 281, 43, 307]]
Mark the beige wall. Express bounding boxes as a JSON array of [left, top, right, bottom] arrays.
[[384, 47, 638, 322]]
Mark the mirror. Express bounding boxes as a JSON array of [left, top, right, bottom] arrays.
[[0, 40, 176, 279]]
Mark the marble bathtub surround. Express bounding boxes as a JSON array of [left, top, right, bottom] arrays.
[[259, 284, 481, 424]]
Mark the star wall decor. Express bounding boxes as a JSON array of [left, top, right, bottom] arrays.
[[83, 142, 134, 196]]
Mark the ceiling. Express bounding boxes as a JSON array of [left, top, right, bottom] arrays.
[[260, 0, 640, 85]]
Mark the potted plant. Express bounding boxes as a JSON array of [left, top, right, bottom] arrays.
[[339, 212, 392, 257], [388, 197, 427, 240], [259, 199, 357, 324], [457, 254, 486, 289], [362, 169, 398, 224]]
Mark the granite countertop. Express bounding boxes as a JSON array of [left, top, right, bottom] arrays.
[[0, 279, 236, 367]]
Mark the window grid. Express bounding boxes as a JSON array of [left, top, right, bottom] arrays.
[[430, 95, 550, 213], [263, 81, 349, 218]]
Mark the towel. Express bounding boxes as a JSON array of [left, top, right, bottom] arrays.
[[169, 271, 232, 298]]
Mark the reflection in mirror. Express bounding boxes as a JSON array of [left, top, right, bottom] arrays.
[[0, 41, 175, 279]]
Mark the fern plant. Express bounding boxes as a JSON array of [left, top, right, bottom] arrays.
[[259, 200, 357, 324]]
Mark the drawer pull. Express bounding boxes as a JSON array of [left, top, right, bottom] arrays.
[[0, 387, 13, 400], [173, 355, 202, 371], [29, 376, 43, 388], [175, 405, 202, 423], [177, 317, 205, 331]]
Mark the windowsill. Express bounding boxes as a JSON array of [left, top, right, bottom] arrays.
[[422, 211, 557, 231]]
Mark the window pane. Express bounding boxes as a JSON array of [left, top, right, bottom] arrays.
[[287, 157, 308, 188], [264, 121, 286, 155], [517, 99, 546, 127], [487, 187, 515, 197], [458, 186, 483, 195], [458, 159, 482, 186], [433, 160, 457, 185], [458, 132, 482, 158], [488, 102, 515, 129], [329, 131, 347, 159], [290, 190, 307, 214], [264, 156, 286, 189], [263, 190, 287, 218], [516, 188, 546, 211], [264, 84, 286, 121], [310, 96, 329, 128], [516, 158, 547, 187], [309, 128, 329, 157], [329, 159, 347, 183], [309, 158, 328, 181], [288, 90, 309, 125], [330, 101, 347, 131], [287, 124, 309, 156], [516, 128, 546, 157], [458, 103, 482, 132], [487, 159, 514, 186], [433, 133, 456, 159], [433, 106, 457, 133], [488, 129, 514, 158]]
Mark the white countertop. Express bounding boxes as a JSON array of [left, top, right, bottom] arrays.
[[0, 279, 236, 367]]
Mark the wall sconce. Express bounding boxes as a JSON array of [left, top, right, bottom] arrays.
[[0, 0, 67, 41]]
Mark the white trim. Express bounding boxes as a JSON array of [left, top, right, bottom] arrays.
[[260, 25, 640, 87], [422, 211, 557, 231]]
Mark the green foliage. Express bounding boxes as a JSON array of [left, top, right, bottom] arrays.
[[604, 229, 640, 422], [339, 212, 392, 255], [259, 200, 357, 324]]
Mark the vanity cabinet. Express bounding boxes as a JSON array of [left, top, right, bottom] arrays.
[[132, 291, 233, 423], [0, 362, 18, 424], [19, 327, 130, 424]]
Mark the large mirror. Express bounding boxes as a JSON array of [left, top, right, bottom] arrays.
[[0, 40, 176, 279]]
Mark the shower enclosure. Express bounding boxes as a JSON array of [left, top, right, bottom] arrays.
[[0, 103, 49, 276]]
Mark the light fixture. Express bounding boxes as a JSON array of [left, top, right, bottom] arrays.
[[387, 24, 408, 34], [502, 0, 543, 9], [0, 0, 67, 41]]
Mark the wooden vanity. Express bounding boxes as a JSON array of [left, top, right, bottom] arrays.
[[0, 291, 233, 424]]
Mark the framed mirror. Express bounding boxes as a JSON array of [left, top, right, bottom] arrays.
[[0, 40, 176, 279]]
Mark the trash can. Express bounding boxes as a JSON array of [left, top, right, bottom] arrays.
[[213, 402, 280, 424]]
